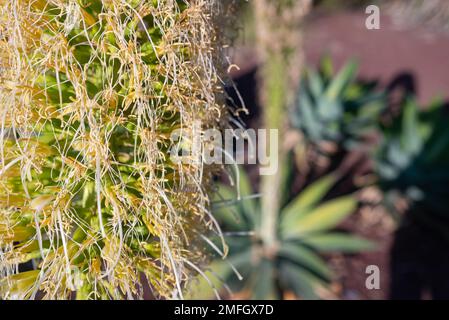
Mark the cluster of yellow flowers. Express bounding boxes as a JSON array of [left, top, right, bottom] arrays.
[[0, 0, 227, 299]]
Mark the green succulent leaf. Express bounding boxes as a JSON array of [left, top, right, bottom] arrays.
[[319, 54, 334, 79], [280, 151, 296, 208], [281, 174, 337, 229], [282, 196, 356, 238], [278, 242, 331, 280], [325, 61, 358, 101], [252, 259, 277, 300], [0, 270, 40, 298], [279, 261, 322, 300], [2, 226, 36, 242], [401, 98, 422, 154], [302, 233, 376, 253], [307, 68, 324, 100], [298, 89, 322, 141]]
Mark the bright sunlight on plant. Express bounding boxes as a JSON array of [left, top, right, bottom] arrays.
[[0, 0, 229, 299]]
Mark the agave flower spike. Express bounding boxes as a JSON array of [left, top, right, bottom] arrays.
[[0, 0, 232, 300]]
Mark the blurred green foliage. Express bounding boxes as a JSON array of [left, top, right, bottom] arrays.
[[196, 55, 449, 300], [374, 98, 449, 228], [291, 57, 385, 154], [190, 162, 374, 299]]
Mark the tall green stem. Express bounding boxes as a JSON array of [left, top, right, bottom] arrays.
[[259, 53, 288, 247], [254, 0, 311, 248]]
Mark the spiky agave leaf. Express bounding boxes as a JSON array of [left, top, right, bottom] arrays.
[[0, 0, 229, 299]]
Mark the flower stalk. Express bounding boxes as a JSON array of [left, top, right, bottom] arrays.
[[0, 0, 228, 300], [253, 0, 312, 248]]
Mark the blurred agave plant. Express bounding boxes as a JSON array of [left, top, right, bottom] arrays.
[[374, 98, 449, 225], [0, 0, 230, 299], [291, 57, 385, 155], [189, 163, 374, 300]]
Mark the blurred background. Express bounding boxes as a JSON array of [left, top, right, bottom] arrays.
[[189, 0, 449, 300]]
